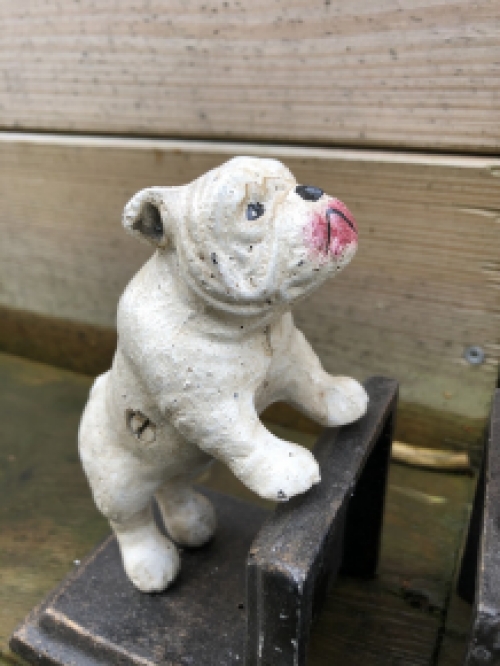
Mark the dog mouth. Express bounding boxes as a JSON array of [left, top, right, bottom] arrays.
[[326, 206, 356, 239], [306, 199, 357, 258]]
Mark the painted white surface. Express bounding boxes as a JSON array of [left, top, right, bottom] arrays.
[[79, 156, 367, 592]]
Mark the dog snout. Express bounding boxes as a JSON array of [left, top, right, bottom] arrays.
[[326, 201, 357, 234], [326, 207, 356, 233]]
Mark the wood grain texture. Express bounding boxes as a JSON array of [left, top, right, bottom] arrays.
[[0, 305, 117, 377], [1, 0, 499, 152], [0, 133, 499, 452], [308, 462, 475, 666]]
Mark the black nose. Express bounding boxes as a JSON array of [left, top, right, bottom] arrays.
[[295, 185, 324, 201]]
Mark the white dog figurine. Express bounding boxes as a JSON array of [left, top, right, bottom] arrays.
[[78, 156, 368, 593]]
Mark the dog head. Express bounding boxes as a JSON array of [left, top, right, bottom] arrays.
[[123, 156, 358, 316]]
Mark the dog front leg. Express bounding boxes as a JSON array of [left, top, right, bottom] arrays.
[[174, 396, 320, 503], [277, 327, 368, 427]]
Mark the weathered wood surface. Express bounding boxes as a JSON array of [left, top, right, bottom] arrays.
[[307, 462, 475, 665], [0, 354, 109, 665], [438, 591, 474, 666], [0, 353, 474, 665], [1, 134, 498, 453], [1, 1, 499, 153]]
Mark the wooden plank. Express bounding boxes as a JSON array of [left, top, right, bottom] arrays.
[[0, 133, 499, 452], [1, 1, 499, 152], [0, 304, 117, 377], [0, 353, 108, 660], [437, 593, 474, 665], [308, 461, 475, 665]]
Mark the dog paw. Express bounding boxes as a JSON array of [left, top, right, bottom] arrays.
[[326, 378, 368, 426], [157, 490, 217, 548], [117, 530, 180, 593], [233, 443, 321, 502]]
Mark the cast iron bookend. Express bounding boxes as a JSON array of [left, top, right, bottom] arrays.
[[11, 376, 397, 666], [458, 389, 500, 666]]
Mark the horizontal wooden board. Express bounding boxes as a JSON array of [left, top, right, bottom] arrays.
[[0, 133, 499, 452], [1, 1, 499, 152]]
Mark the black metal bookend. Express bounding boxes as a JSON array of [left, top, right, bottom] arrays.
[[10, 376, 397, 666], [458, 389, 500, 666], [246, 376, 396, 666]]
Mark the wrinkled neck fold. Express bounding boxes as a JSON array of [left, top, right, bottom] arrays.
[[153, 250, 286, 338]]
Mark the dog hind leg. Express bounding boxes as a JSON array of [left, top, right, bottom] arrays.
[[155, 478, 217, 548], [79, 376, 180, 593], [111, 505, 180, 593]]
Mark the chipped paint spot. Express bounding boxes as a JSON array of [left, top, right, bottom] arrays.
[[126, 409, 156, 444]]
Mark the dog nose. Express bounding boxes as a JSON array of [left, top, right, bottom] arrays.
[[295, 185, 324, 201]]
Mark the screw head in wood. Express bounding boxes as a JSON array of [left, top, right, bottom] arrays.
[[464, 346, 485, 365]]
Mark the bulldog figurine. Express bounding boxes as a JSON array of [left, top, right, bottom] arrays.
[[78, 156, 368, 592]]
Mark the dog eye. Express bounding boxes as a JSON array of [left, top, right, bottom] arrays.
[[246, 202, 265, 220]]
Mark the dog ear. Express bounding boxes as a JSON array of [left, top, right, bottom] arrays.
[[122, 187, 179, 247]]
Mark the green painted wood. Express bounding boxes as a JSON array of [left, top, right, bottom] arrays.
[[0, 354, 108, 662]]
